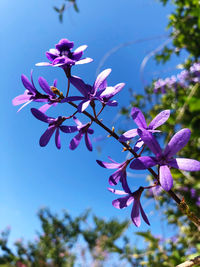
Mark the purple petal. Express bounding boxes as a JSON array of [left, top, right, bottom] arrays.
[[148, 110, 170, 130], [21, 74, 36, 93], [75, 57, 93, 65], [87, 128, 94, 134], [69, 132, 83, 150], [164, 128, 191, 158], [36, 62, 52, 66], [109, 169, 123, 186], [71, 50, 83, 61], [99, 79, 107, 90], [52, 56, 75, 66], [69, 76, 88, 97], [168, 158, 200, 172], [31, 108, 51, 123], [159, 165, 173, 191], [96, 160, 122, 169], [30, 70, 36, 89], [130, 156, 157, 170], [73, 116, 82, 126], [112, 196, 133, 209], [38, 77, 55, 97], [93, 69, 112, 94], [73, 45, 88, 53], [119, 129, 138, 142], [12, 94, 31, 105], [100, 83, 125, 100], [133, 138, 144, 152], [85, 132, 93, 151], [120, 172, 132, 194], [46, 49, 60, 61], [131, 107, 147, 128], [55, 39, 74, 51], [106, 100, 118, 106], [137, 129, 162, 156], [108, 188, 127, 195], [40, 126, 56, 147], [112, 82, 125, 95], [53, 79, 57, 87], [78, 100, 91, 112], [100, 86, 115, 98], [55, 128, 61, 149], [139, 203, 150, 225], [38, 103, 57, 113], [131, 200, 141, 227], [59, 126, 78, 133]]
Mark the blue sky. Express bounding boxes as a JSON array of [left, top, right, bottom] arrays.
[[0, 0, 187, 246]]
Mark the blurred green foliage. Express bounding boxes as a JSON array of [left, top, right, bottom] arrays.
[[156, 0, 200, 63], [53, 0, 79, 22], [0, 208, 132, 266]]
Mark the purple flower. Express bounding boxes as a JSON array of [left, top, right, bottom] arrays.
[[31, 108, 77, 149], [12, 71, 59, 112], [108, 186, 150, 227], [36, 38, 93, 70], [96, 157, 130, 192], [119, 108, 170, 151], [69, 117, 94, 151], [154, 79, 167, 93], [66, 69, 125, 112], [130, 128, 200, 191]]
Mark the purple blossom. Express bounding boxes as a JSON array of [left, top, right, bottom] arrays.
[[31, 108, 77, 149], [12, 71, 60, 112], [154, 62, 200, 93], [96, 157, 130, 192], [108, 186, 150, 227], [69, 117, 94, 151], [154, 79, 167, 93], [119, 108, 170, 151], [196, 197, 200, 207], [36, 38, 93, 70], [130, 128, 200, 191], [66, 69, 125, 112]]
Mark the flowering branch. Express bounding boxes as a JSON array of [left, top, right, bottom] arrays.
[[13, 38, 200, 229]]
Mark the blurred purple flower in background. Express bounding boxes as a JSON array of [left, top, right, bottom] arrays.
[[153, 62, 200, 93]]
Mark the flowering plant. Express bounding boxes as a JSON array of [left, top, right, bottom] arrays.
[[13, 38, 200, 230]]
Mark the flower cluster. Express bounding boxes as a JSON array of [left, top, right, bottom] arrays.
[[13, 38, 200, 227], [154, 62, 200, 93]]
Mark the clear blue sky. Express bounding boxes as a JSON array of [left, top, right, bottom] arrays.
[[0, 0, 186, 245]]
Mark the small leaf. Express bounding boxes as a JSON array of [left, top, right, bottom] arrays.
[[73, 3, 79, 12], [53, 6, 60, 13]]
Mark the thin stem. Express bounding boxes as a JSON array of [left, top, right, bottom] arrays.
[[64, 110, 78, 120], [96, 104, 105, 117], [64, 68, 71, 97]]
